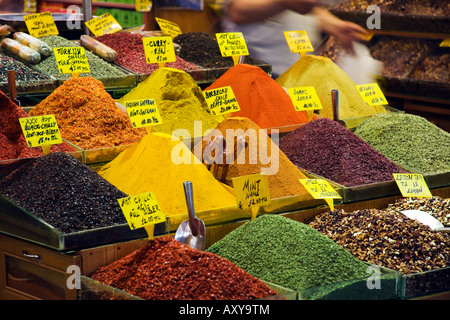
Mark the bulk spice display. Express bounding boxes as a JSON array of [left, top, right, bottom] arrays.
[[98, 132, 237, 217], [278, 118, 406, 187], [0, 53, 51, 84], [203, 64, 316, 129], [90, 236, 277, 300], [354, 112, 450, 174], [0, 152, 127, 233], [29, 77, 146, 150], [275, 55, 384, 120], [117, 67, 222, 137]]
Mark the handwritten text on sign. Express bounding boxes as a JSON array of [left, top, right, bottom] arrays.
[[155, 17, 182, 38], [356, 83, 387, 107], [125, 99, 163, 128], [233, 174, 270, 210], [393, 173, 432, 198], [19, 115, 62, 148], [284, 31, 314, 53], [136, 0, 153, 12], [85, 13, 122, 37], [53, 47, 90, 74], [203, 86, 240, 116], [300, 179, 341, 210], [118, 192, 166, 230], [216, 32, 249, 57], [24, 12, 58, 38], [288, 86, 323, 111], [142, 36, 176, 64]]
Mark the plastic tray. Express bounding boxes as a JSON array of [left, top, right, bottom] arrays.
[[400, 266, 450, 299]]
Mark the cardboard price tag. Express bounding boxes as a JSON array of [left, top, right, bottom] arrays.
[[85, 13, 122, 37], [143, 36, 176, 66], [125, 99, 163, 128], [393, 173, 432, 198], [203, 86, 240, 116], [284, 30, 314, 55], [356, 83, 388, 107], [233, 174, 270, 220], [155, 17, 182, 38], [300, 179, 341, 210], [19, 115, 62, 148], [24, 12, 59, 38], [288, 86, 322, 121], [136, 0, 153, 12], [216, 32, 249, 63], [53, 47, 90, 74]]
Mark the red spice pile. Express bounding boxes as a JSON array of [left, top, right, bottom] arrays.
[[91, 237, 277, 300], [0, 90, 74, 160], [95, 32, 202, 75]]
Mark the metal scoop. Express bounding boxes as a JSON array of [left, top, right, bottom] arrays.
[[331, 89, 348, 127], [401, 210, 450, 233], [174, 181, 206, 250]]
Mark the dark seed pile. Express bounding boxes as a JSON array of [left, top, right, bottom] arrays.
[[0, 152, 127, 233]]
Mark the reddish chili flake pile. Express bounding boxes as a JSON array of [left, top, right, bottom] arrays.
[[91, 237, 277, 300], [95, 32, 202, 75]]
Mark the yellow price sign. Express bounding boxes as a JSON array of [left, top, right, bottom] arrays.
[[300, 179, 341, 210], [287, 86, 322, 121], [136, 0, 152, 12], [393, 173, 432, 198], [19, 115, 62, 148], [53, 47, 90, 74], [232, 174, 270, 220], [356, 83, 388, 107], [24, 12, 59, 38], [85, 13, 122, 37], [284, 30, 314, 55], [203, 86, 240, 116], [118, 192, 166, 231], [142, 36, 176, 66], [125, 98, 163, 128], [155, 17, 182, 38], [216, 32, 249, 65]]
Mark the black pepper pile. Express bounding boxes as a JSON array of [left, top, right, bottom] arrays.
[[279, 118, 406, 187], [0, 152, 127, 233]]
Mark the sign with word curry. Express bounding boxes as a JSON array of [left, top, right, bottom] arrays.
[[118, 192, 166, 230], [19, 115, 62, 148], [142, 36, 176, 64]]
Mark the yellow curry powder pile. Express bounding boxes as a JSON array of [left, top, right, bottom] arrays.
[[118, 67, 223, 138], [276, 55, 384, 120], [194, 117, 312, 199], [30, 77, 146, 149], [98, 132, 236, 216]]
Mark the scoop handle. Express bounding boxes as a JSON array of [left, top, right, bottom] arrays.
[[183, 181, 199, 236]]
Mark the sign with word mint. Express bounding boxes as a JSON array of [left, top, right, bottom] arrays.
[[19, 115, 62, 147], [118, 192, 166, 230], [216, 32, 249, 57], [393, 173, 432, 198], [85, 13, 122, 37], [203, 86, 240, 116], [232, 174, 270, 210], [53, 47, 90, 74], [283, 30, 314, 53], [125, 98, 163, 128], [24, 12, 58, 38], [288, 86, 323, 112], [142, 36, 176, 64], [356, 83, 387, 107]]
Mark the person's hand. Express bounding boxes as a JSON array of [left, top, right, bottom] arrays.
[[284, 0, 321, 14]]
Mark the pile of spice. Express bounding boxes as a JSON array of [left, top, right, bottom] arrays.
[[29, 77, 146, 150], [279, 118, 406, 187], [309, 208, 450, 274], [408, 49, 449, 83], [386, 196, 450, 227], [31, 35, 128, 81], [98, 132, 236, 217], [91, 236, 277, 300], [95, 32, 201, 75], [118, 67, 222, 137], [354, 112, 450, 174], [207, 214, 369, 291], [193, 117, 312, 199], [1, 53, 52, 84], [0, 152, 127, 233], [204, 64, 315, 129], [0, 90, 73, 160], [275, 55, 383, 119]]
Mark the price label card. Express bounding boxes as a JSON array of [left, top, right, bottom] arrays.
[[125, 98, 163, 128], [288, 86, 323, 112], [118, 192, 166, 230], [300, 179, 341, 210], [85, 13, 122, 37], [216, 32, 249, 57], [393, 173, 432, 198], [19, 115, 62, 147], [203, 86, 240, 116], [440, 38, 450, 47], [53, 47, 90, 74], [24, 12, 59, 38], [136, 0, 153, 12], [142, 36, 176, 65], [284, 30, 314, 53], [155, 17, 182, 38], [233, 174, 270, 211], [356, 83, 388, 107]]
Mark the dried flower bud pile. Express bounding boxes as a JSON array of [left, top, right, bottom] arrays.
[[309, 209, 450, 274]]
